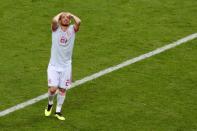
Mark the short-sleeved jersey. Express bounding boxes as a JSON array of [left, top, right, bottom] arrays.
[[49, 25, 75, 68]]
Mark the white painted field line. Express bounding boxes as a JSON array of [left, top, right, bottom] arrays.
[[0, 33, 197, 117]]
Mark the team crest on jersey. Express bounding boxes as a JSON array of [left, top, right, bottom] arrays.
[[59, 30, 72, 46], [60, 36, 67, 44]]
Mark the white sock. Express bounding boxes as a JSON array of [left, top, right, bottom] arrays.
[[48, 91, 55, 105], [56, 91, 66, 113]]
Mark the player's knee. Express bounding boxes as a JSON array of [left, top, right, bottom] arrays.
[[49, 87, 57, 94], [59, 88, 66, 96]]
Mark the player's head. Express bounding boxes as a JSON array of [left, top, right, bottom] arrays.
[[59, 13, 71, 26]]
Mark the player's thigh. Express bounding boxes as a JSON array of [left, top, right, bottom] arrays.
[[60, 65, 72, 89], [47, 66, 60, 87]]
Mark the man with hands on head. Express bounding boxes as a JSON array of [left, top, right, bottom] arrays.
[[45, 12, 81, 121]]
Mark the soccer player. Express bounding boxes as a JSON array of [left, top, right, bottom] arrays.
[[45, 12, 81, 120]]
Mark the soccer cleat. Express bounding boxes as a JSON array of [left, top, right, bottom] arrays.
[[54, 112, 65, 121], [45, 104, 53, 116]]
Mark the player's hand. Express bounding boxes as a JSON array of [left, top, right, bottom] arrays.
[[67, 12, 73, 19]]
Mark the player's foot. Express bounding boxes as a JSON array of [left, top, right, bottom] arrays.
[[45, 104, 53, 116], [54, 112, 65, 121]]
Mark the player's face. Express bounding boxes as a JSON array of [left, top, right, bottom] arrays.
[[60, 14, 71, 26]]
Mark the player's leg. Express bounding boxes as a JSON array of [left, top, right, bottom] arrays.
[[45, 66, 59, 116], [56, 88, 66, 113], [48, 87, 57, 105], [54, 64, 72, 120], [54, 88, 66, 120], [45, 86, 57, 116]]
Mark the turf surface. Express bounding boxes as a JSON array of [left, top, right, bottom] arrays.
[[0, 0, 197, 130]]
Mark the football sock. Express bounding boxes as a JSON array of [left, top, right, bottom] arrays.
[[47, 104, 53, 111], [56, 91, 66, 113], [48, 91, 55, 105]]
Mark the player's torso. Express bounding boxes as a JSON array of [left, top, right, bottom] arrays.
[[50, 25, 75, 67]]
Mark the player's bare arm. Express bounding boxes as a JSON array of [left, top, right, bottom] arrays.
[[51, 12, 63, 32], [69, 13, 81, 32]]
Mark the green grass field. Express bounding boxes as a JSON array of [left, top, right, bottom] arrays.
[[0, 0, 197, 130]]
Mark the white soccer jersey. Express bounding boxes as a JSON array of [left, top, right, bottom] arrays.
[[49, 25, 75, 68]]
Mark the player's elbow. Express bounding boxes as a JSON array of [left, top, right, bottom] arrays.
[[76, 20, 81, 26], [78, 19, 81, 24], [76, 18, 81, 25], [52, 19, 58, 25]]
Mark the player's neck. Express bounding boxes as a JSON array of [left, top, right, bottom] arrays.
[[60, 25, 69, 32]]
